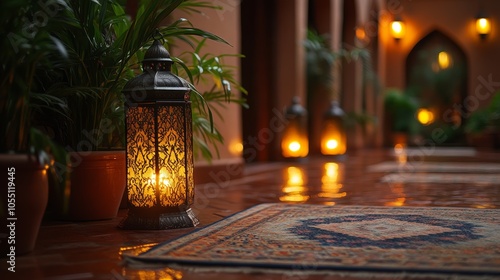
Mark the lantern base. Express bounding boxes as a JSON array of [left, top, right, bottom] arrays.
[[320, 153, 347, 160], [282, 156, 309, 163], [119, 208, 199, 230]]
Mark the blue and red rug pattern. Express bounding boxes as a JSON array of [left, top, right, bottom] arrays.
[[127, 203, 500, 276]]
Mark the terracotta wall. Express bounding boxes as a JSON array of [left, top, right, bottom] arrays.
[[379, 0, 500, 107], [171, 0, 500, 163], [172, 2, 244, 167]]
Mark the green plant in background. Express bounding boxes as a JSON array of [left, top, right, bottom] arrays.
[[384, 88, 419, 134], [304, 28, 380, 132], [304, 29, 337, 98], [34, 0, 245, 160], [0, 0, 69, 178], [465, 92, 500, 134], [173, 38, 247, 159], [21, 0, 246, 213]]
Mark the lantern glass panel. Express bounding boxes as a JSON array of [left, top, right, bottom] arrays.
[[281, 118, 309, 158], [126, 103, 194, 209], [321, 118, 346, 155], [126, 106, 156, 208]]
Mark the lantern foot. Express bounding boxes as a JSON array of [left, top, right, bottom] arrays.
[[119, 208, 199, 230], [321, 154, 347, 161]]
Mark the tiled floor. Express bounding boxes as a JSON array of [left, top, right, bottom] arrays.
[[7, 148, 500, 279]]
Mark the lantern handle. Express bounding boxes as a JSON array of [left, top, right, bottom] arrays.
[[152, 29, 165, 43]]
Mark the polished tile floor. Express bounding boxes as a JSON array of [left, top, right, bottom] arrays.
[[8, 148, 500, 279]]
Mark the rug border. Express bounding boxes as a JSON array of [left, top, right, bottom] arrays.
[[124, 203, 500, 276]]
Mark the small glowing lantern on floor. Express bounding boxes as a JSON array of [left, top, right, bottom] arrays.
[[281, 97, 308, 158], [321, 101, 346, 155], [120, 39, 199, 229]]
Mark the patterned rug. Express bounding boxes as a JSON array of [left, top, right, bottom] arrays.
[[124, 203, 500, 277]]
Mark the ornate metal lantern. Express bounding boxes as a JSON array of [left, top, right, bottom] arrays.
[[281, 97, 308, 158], [119, 39, 198, 229], [320, 101, 346, 155]]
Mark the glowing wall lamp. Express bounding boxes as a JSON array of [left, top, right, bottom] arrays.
[[120, 39, 198, 230], [476, 13, 491, 40], [390, 17, 406, 40], [281, 97, 308, 158], [321, 101, 346, 155]]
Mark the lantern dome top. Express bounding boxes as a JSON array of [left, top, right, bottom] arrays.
[[286, 96, 306, 116], [325, 101, 345, 117], [122, 39, 190, 101], [143, 39, 172, 64]]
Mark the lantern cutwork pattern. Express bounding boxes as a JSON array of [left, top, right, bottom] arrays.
[[119, 39, 198, 230]]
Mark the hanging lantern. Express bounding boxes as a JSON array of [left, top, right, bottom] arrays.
[[320, 101, 346, 155], [281, 97, 308, 158], [119, 39, 198, 230]]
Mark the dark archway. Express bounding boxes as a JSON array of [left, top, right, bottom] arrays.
[[406, 30, 468, 145]]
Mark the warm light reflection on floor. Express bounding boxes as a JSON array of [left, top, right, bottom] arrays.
[[121, 267, 183, 280], [119, 243, 158, 257], [394, 144, 407, 166], [119, 243, 183, 279], [385, 182, 406, 207], [280, 166, 310, 202], [319, 162, 347, 202]]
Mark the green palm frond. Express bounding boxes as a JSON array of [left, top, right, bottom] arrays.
[[33, 0, 246, 160]]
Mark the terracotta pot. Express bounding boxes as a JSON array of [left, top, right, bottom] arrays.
[[0, 154, 48, 255], [60, 151, 126, 220]]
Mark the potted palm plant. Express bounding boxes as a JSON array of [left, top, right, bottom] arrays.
[[0, 0, 69, 254], [36, 0, 245, 220], [465, 92, 500, 149], [384, 88, 419, 146]]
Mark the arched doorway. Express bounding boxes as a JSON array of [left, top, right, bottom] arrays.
[[406, 30, 468, 146]]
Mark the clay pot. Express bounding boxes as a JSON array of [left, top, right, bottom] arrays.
[[59, 151, 126, 220], [0, 154, 48, 255]]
